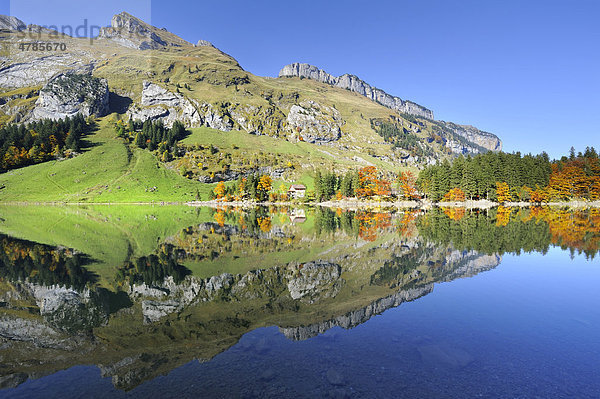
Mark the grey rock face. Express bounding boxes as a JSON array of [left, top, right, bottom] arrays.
[[280, 285, 433, 341], [442, 122, 502, 152], [141, 300, 180, 324], [196, 40, 214, 47], [279, 63, 434, 119], [20, 283, 109, 331], [0, 55, 93, 89], [286, 261, 344, 304], [32, 73, 109, 120], [0, 316, 67, 348], [0, 15, 26, 31], [128, 81, 233, 130], [287, 100, 343, 143]]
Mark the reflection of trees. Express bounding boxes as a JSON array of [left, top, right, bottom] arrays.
[[532, 208, 600, 258], [356, 211, 392, 242], [418, 208, 600, 259], [314, 207, 359, 237], [116, 244, 191, 286], [370, 253, 421, 288], [0, 234, 95, 289]]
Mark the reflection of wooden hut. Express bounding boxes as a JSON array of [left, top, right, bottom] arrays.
[[288, 184, 306, 199], [289, 209, 306, 223]]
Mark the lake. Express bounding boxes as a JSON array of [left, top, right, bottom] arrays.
[[0, 205, 598, 398]]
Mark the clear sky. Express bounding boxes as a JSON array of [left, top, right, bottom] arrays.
[[3, 0, 599, 158]]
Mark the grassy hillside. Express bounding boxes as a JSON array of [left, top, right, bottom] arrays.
[[0, 118, 217, 202]]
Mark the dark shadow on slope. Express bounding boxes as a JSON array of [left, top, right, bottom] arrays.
[[108, 92, 133, 114]]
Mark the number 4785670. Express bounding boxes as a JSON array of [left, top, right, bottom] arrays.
[[18, 42, 67, 51]]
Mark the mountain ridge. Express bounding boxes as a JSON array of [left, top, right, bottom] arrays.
[[279, 62, 501, 152], [279, 62, 434, 119]]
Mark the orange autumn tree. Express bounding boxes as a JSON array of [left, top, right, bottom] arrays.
[[496, 206, 512, 227], [398, 171, 419, 200], [376, 178, 392, 197], [213, 210, 226, 226], [496, 182, 511, 203], [443, 207, 466, 221], [355, 211, 391, 241], [443, 187, 466, 202], [356, 166, 378, 199], [530, 185, 549, 203], [213, 181, 226, 200], [546, 155, 600, 201]]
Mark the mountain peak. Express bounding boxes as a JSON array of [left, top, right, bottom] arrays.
[[98, 12, 191, 50], [0, 15, 26, 31]]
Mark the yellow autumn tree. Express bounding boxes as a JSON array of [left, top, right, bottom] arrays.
[[214, 181, 226, 199], [496, 182, 511, 203], [256, 175, 272, 201]]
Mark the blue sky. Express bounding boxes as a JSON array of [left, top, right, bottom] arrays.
[[3, 0, 599, 158]]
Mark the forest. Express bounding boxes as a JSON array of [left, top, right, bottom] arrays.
[[115, 243, 191, 286], [0, 114, 90, 171], [417, 147, 600, 202], [113, 119, 187, 162]]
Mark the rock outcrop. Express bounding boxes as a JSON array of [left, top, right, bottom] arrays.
[[287, 261, 343, 304], [32, 73, 109, 120], [98, 12, 191, 50], [441, 122, 502, 152], [196, 40, 214, 48], [0, 55, 94, 89], [286, 100, 343, 143], [127, 81, 233, 130], [279, 63, 434, 119]]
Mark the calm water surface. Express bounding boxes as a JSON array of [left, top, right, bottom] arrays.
[[0, 206, 598, 398]]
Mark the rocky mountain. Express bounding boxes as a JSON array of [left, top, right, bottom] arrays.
[[98, 12, 191, 50], [280, 62, 434, 119], [0, 10, 503, 179], [279, 62, 502, 152], [0, 232, 501, 390], [0, 15, 25, 31]]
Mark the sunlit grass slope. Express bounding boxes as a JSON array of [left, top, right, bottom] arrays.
[[0, 118, 216, 203]]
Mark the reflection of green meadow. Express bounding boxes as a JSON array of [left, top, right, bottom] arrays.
[[0, 205, 206, 284], [0, 205, 371, 286]]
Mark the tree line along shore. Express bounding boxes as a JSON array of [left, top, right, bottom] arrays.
[[1, 116, 598, 205]]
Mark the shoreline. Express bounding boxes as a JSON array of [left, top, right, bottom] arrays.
[[0, 199, 599, 208]]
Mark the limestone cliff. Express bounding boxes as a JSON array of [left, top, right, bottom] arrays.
[[279, 62, 434, 119], [441, 122, 502, 152], [279, 62, 502, 152]]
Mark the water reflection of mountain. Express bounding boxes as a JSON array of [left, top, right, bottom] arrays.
[[0, 215, 501, 391], [2, 205, 597, 391], [281, 251, 500, 341]]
